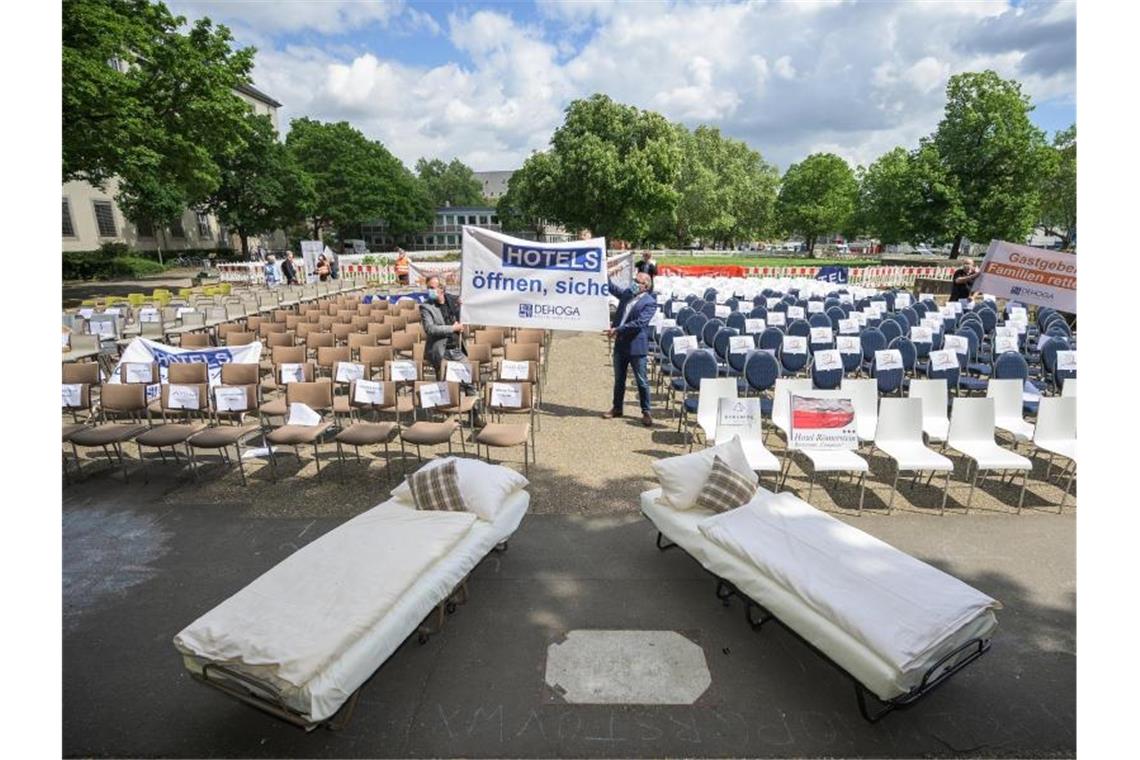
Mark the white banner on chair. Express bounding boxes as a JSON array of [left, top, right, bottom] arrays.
[[839, 293, 853, 305], [1010, 306, 1028, 321], [728, 335, 754, 354], [353, 379, 385, 405], [419, 381, 450, 408], [78, 308, 94, 319], [280, 363, 305, 384], [895, 293, 912, 308], [875, 349, 903, 371], [104, 308, 122, 317], [950, 301, 964, 314], [929, 349, 958, 372], [813, 349, 843, 371], [994, 335, 1019, 354], [661, 318, 677, 328], [807, 301, 825, 314], [716, 397, 761, 439], [837, 335, 861, 355], [940, 305, 957, 319], [93, 320, 117, 338], [838, 318, 858, 334], [766, 297, 781, 309], [672, 335, 698, 355], [943, 334, 969, 355], [810, 326, 833, 343], [782, 335, 807, 355], [124, 363, 153, 383], [390, 360, 418, 381], [500, 359, 530, 380], [744, 318, 766, 334], [714, 305, 731, 319], [490, 382, 522, 409], [920, 293, 936, 303], [214, 386, 249, 412], [177, 307, 197, 317], [995, 325, 1018, 339], [767, 312, 786, 327], [168, 384, 200, 410], [789, 394, 857, 450], [920, 317, 943, 334], [787, 306, 806, 321], [670, 300, 686, 313], [287, 402, 322, 426], [910, 326, 933, 343], [139, 308, 161, 323], [62, 383, 83, 408], [867, 302, 886, 317], [852, 311, 867, 327], [335, 362, 365, 383], [445, 362, 473, 384], [1056, 350, 1077, 371]]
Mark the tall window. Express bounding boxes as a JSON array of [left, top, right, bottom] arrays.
[[196, 212, 212, 238], [170, 215, 185, 238], [93, 201, 117, 237], [63, 198, 75, 237], [136, 218, 155, 238], [479, 215, 489, 225]]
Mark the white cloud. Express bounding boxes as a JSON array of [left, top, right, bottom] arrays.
[[175, 0, 1075, 173], [171, 0, 406, 36]]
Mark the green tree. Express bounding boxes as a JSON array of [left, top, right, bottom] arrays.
[[285, 118, 433, 240], [776, 153, 858, 255], [1039, 124, 1076, 248], [517, 94, 683, 242], [415, 158, 484, 208], [857, 142, 964, 245], [115, 176, 188, 264], [933, 70, 1053, 258], [204, 113, 315, 256], [63, 0, 255, 203], [496, 152, 559, 239]]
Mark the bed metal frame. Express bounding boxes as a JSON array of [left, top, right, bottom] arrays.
[[187, 540, 510, 731], [656, 529, 992, 723]]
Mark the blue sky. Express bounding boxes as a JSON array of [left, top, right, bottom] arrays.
[[168, 1, 1076, 172]]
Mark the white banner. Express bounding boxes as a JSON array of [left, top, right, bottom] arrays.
[[974, 240, 1077, 312], [109, 338, 261, 388], [409, 261, 462, 289], [460, 227, 608, 331], [790, 394, 857, 450], [300, 240, 323, 284], [607, 252, 634, 290]]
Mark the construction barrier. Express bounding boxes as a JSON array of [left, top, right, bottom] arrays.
[[655, 263, 956, 288]]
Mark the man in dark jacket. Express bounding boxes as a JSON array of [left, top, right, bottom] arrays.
[[420, 275, 466, 378], [281, 251, 299, 285], [604, 271, 658, 426]]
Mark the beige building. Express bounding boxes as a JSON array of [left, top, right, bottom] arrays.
[[62, 82, 284, 255]]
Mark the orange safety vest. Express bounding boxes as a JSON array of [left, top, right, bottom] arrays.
[[394, 256, 409, 276]]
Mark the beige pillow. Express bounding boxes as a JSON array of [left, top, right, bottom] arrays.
[[652, 436, 758, 510], [408, 460, 469, 513], [693, 455, 758, 513]]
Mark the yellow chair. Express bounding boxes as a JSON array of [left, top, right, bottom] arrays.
[[218, 283, 232, 296], [178, 288, 194, 298], [80, 299, 97, 307]]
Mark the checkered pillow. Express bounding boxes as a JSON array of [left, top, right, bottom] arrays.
[[693, 455, 757, 513], [408, 459, 469, 512]]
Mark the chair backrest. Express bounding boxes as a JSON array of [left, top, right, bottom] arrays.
[[757, 327, 783, 352], [467, 343, 493, 365], [786, 319, 810, 339], [1061, 377, 1077, 398], [875, 398, 924, 447], [505, 343, 541, 363], [220, 363, 259, 385], [779, 335, 809, 374], [486, 380, 534, 413], [888, 336, 916, 372], [948, 397, 996, 444], [684, 313, 708, 337], [167, 362, 208, 384], [908, 378, 949, 425], [1033, 397, 1075, 444], [871, 353, 903, 395], [317, 345, 352, 370], [726, 312, 746, 332], [347, 379, 397, 411], [273, 345, 306, 365], [859, 328, 885, 362], [63, 362, 101, 385], [840, 377, 878, 437], [993, 351, 1029, 380], [224, 331, 256, 346], [772, 377, 813, 430], [307, 332, 336, 350], [743, 350, 779, 395], [697, 377, 738, 436], [100, 382, 148, 414], [682, 349, 719, 389], [986, 378, 1024, 421], [120, 361, 159, 384], [712, 327, 737, 363], [285, 381, 333, 413], [878, 318, 902, 345], [811, 351, 843, 390], [159, 382, 209, 413]]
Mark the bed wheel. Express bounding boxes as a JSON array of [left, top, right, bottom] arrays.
[[493, 540, 509, 553], [418, 632, 430, 645], [445, 600, 457, 614]]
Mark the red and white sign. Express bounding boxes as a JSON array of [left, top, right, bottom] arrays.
[[974, 240, 1076, 313]]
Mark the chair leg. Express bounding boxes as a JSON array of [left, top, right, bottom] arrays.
[[858, 471, 866, 514], [523, 442, 529, 477], [888, 466, 899, 514], [806, 469, 815, 502], [1059, 462, 1075, 512], [313, 442, 322, 477], [336, 441, 346, 482], [235, 442, 247, 486], [268, 443, 277, 482], [966, 466, 978, 513], [940, 469, 951, 516], [1017, 468, 1028, 514]]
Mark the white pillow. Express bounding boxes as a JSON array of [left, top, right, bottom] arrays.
[[652, 437, 758, 511], [391, 457, 528, 522]]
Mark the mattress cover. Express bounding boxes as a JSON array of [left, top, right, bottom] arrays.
[[698, 493, 1001, 674], [178, 489, 533, 724], [641, 489, 998, 700]]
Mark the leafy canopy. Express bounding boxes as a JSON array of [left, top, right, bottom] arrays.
[[776, 153, 858, 253], [415, 158, 484, 208]]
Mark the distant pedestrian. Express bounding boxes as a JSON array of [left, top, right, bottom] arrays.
[[394, 248, 410, 286], [316, 254, 331, 282], [634, 250, 658, 279], [281, 251, 299, 285], [264, 254, 280, 287], [950, 258, 980, 301]]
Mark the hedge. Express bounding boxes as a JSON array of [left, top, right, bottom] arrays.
[[63, 243, 245, 280]]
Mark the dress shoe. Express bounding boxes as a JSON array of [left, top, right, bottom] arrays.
[[601, 409, 623, 419], [642, 413, 654, 427]]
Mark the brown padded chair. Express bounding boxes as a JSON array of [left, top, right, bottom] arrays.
[[360, 346, 393, 380], [317, 346, 351, 378], [146, 361, 208, 413], [399, 381, 467, 461], [475, 381, 535, 475], [68, 382, 150, 480], [120, 361, 159, 385], [474, 329, 507, 358], [264, 381, 334, 480], [348, 332, 376, 357], [505, 343, 541, 363], [391, 331, 416, 359], [180, 332, 211, 348], [260, 361, 317, 418], [331, 360, 368, 416], [367, 322, 393, 344], [334, 380, 401, 479], [187, 384, 261, 486], [221, 363, 260, 388], [224, 331, 256, 346], [262, 344, 305, 378], [134, 383, 210, 481], [306, 332, 335, 357]]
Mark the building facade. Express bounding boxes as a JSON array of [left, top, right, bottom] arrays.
[[62, 82, 284, 255]]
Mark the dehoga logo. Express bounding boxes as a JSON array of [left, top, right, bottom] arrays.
[[518, 303, 580, 319]]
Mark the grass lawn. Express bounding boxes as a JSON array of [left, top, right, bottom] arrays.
[[654, 255, 880, 267]]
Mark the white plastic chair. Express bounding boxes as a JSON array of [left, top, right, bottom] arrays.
[[778, 389, 868, 512], [908, 378, 950, 443], [1032, 397, 1076, 511], [947, 397, 1032, 513], [713, 399, 780, 481], [873, 398, 954, 514], [694, 377, 738, 451], [841, 377, 878, 444], [1061, 378, 1077, 398], [987, 378, 1035, 443], [770, 377, 812, 441]]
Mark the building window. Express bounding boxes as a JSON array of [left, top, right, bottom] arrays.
[[491, 215, 499, 225], [479, 215, 489, 225], [444, 214, 454, 226], [136, 218, 155, 238], [63, 198, 75, 237], [196, 212, 212, 238], [448, 234, 456, 245], [170, 215, 185, 239], [93, 200, 117, 237]]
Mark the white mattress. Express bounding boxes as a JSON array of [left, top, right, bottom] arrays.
[[641, 489, 998, 701], [176, 491, 529, 721]]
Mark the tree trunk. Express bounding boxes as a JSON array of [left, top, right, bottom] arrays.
[[240, 230, 249, 257], [311, 218, 321, 240], [949, 234, 964, 260], [155, 231, 164, 267]]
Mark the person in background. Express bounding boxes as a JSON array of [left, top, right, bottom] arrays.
[[394, 248, 410, 286], [316, 254, 331, 282], [603, 271, 658, 427], [634, 250, 658, 280], [264, 253, 280, 287], [951, 257, 981, 301], [421, 274, 466, 372], [281, 251, 299, 285]]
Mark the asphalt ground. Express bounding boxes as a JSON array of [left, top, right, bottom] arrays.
[[62, 331, 1076, 757]]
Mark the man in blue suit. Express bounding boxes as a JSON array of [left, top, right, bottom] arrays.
[[604, 271, 658, 426]]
